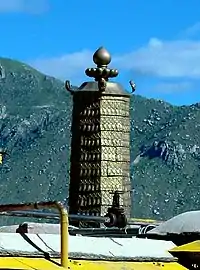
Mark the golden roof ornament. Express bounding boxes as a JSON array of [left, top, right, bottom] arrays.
[[85, 47, 118, 92]]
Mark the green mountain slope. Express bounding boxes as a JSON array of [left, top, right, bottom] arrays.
[[0, 58, 72, 205], [1, 58, 200, 223]]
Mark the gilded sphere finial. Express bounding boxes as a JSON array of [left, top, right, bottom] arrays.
[[93, 47, 111, 67], [85, 46, 118, 91]]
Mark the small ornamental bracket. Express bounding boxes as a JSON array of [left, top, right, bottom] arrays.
[[65, 80, 74, 95], [85, 47, 118, 92], [129, 80, 136, 93]]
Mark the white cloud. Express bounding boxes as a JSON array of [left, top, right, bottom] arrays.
[[32, 50, 92, 82], [114, 38, 200, 78], [30, 37, 200, 82], [0, 0, 48, 14]]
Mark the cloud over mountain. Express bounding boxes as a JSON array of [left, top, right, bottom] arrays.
[[31, 37, 200, 84]]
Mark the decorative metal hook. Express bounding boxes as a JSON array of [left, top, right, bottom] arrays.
[[129, 80, 136, 93], [65, 80, 74, 94]]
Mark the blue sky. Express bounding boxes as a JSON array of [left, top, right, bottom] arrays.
[[0, 0, 200, 105]]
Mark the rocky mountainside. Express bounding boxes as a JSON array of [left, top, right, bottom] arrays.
[[0, 58, 200, 223], [131, 96, 200, 219]]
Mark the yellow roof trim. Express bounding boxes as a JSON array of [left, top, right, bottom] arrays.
[[169, 240, 200, 253]]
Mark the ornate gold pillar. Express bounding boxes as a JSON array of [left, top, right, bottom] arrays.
[[66, 47, 131, 222]]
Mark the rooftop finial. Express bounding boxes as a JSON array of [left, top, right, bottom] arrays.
[[93, 47, 111, 67], [85, 47, 118, 91]]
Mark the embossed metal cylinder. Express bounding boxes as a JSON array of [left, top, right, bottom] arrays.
[[67, 47, 131, 222]]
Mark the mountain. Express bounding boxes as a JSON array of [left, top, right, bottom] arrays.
[[0, 58, 72, 224], [0, 57, 200, 223], [131, 96, 200, 219]]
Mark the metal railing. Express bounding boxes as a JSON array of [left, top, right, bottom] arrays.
[[0, 209, 163, 227], [0, 201, 68, 268]]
